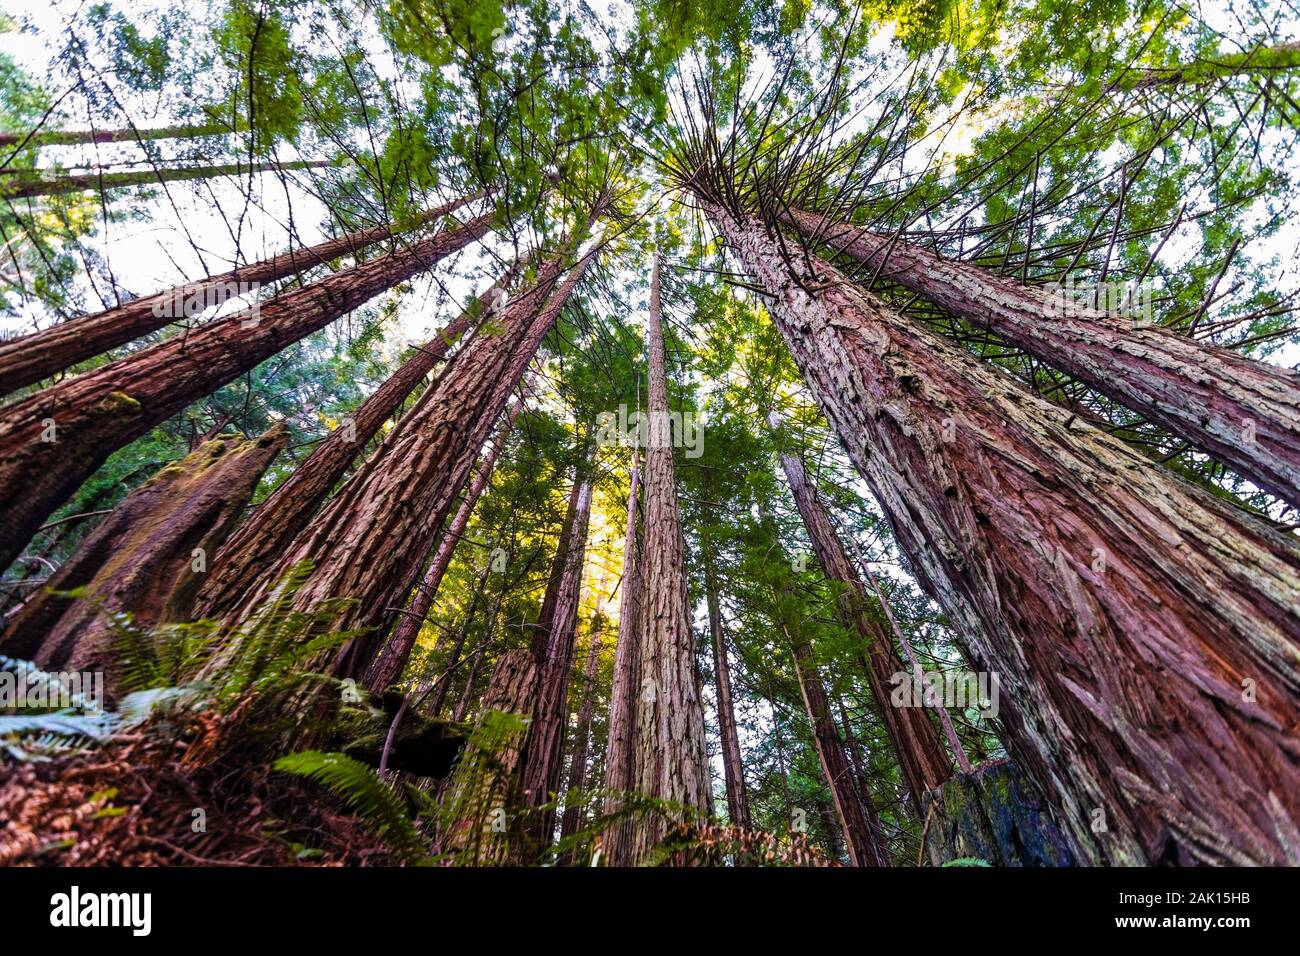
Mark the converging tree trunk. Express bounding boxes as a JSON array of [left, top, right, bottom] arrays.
[[518, 464, 595, 852], [0, 425, 287, 699], [706, 199, 1300, 866], [193, 268, 509, 624], [703, 543, 750, 828], [771, 423, 951, 812], [781, 206, 1300, 508], [601, 447, 642, 867], [362, 397, 526, 694], [558, 618, 606, 857], [0, 158, 331, 200], [0, 207, 495, 576], [0, 193, 476, 395], [632, 255, 712, 863], [0, 122, 241, 148]]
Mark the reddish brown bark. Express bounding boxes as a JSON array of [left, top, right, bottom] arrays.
[[362, 397, 525, 694], [600, 447, 642, 867], [0, 159, 330, 199], [710, 200, 1300, 865], [245, 213, 604, 676], [782, 206, 1300, 508], [786, 628, 891, 866], [518, 466, 595, 850], [703, 544, 750, 828], [193, 271, 507, 624], [440, 647, 538, 865], [558, 619, 606, 854], [0, 194, 475, 395], [772, 428, 951, 812], [0, 208, 494, 577], [632, 255, 712, 862], [0, 426, 287, 698]]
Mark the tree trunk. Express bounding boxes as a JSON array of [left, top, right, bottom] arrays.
[[787, 626, 891, 866], [0, 425, 287, 699], [0, 122, 240, 148], [252, 213, 604, 675], [518, 466, 595, 852], [632, 255, 712, 863], [0, 208, 494, 577], [703, 544, 750, 828], [772, 426, 951, 812], [0, 158, 331, 199], [0, 194, 475, 395], [781, 206, 1300, 508], [193, 270, 508, 624], [439, 647, 538, 865], [601, 447, 642, 867], [558, 618, 605, 857], [362, 396, 525, 694], [708, 200, 1300, 865]]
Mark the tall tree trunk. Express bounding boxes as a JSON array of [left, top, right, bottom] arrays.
[[632, 255, 712, 863], [518, 465, 595, 852], [252, 211, 605, 675], [0, 194, 476, 395], [771, 423, 951, 812], [440, 647, 538, 865], [781, 206, 1300, 508], [194, 271, 509, 624], [785, 623, 891, 866], [0, 122, 240, 148], [0, 208, 494, 576], [0, 425, 287, 698], [707, 200, 1300, 865], [362, 397, 525, 694], [601, 447, 642, 867], [558, 618, 606, 856], [0, 158, 331, 199], [703, 543, 750, 828]]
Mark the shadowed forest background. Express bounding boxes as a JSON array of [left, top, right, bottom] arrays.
[[0, 0, 1298, 868]]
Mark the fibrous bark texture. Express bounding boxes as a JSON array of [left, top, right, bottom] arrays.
[[0, 426, 287, 698], [708, 200, 1300, 866], [783, 207, 1300, 508], [558, 620, 605, 855], [632, 255, 712, 863], [0, 194, 475, 395], [703, 544, 750, 828], [0, 208, 494, 576]]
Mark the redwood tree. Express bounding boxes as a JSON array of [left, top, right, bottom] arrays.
[[0, 207, 495, 575], [704, 199, 1300, 866]]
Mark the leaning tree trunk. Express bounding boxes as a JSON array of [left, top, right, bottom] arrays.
[[0, 122, 240, 148], [0, 425, 287, 700], [708, 199, 1300, 866], [781, 206, 1300, 508], [703, 543, 751, 828], [632, 255, 712, 864], [0, 158, 331, 200], [601, 447, 642, 867], [558, 619, 606, 857], [362, 397, 526, 694], [193, 268, 508, 623], [518, 465, 595, 853], [0, 193, 475, 395], [785, 623, 891, 867], [772, 427, 951, 812], [247, 210, 605, 676], [0, 208, 494, 577]]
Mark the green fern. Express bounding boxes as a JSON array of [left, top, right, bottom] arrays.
[[273, 750, 428, 864]]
